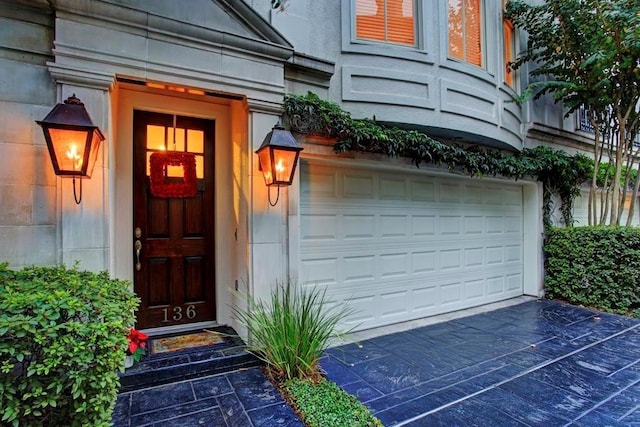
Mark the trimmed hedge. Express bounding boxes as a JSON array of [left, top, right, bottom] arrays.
[[544, 227, 640, 317], [0, 264, 139, 426], [284, 377, 383, 427]]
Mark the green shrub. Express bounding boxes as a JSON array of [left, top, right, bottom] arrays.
[[544, 227, 640, 316], [232, 280, 353, 380], [284, 378, 383, 427], [0, 263, 139, 426]]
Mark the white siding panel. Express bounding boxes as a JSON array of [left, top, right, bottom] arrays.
[[300, 162, 524, 331]]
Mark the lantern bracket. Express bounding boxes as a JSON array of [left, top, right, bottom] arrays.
[[268, 186, 280, 207], [72, 177, 82, 204]]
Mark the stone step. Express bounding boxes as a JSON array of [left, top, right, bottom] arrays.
[[118, 325, 260, 393]]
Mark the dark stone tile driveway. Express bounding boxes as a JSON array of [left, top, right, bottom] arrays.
[[115, 299, 639, 426], [113, 368, 302, 426], [322, 299, 640, 426]]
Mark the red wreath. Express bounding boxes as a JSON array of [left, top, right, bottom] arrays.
[[149, 151, 197, 198]]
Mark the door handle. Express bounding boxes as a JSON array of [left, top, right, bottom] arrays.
[[135, 239, 142, 271]]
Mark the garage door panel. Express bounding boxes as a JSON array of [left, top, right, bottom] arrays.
[[302, 218, 522, 245], [302, 238, 521, 256], [302, 247, 522, 284], [300, 162, 524, 331], [506, 245, 522, 262], [464, 184, 484, 203], [380, 177, 408, 200], [505, 216, 522, 233], [411, 180, 436, 201], [380, 215, 409, 238], [343, 214, 376, 239], [413, 285, 439, 311], [440, 182, 463, 202], [413, 251, 437, 273], [464, 279, 485, 300], [343, 255, 376, 282], [487, 276, 506, 295], [464, 216, 484, 234], [315, 266, 522, 299], [300, 213, 338, 241], [343, 173, 375, 199], [440, 249, 462, 270], [380, 289, 411, 317], [464, 247, 483, 267], [380, 252, 410, 278], [413, 215, 437, 236], [301, 167, 339, 199], [322, 273, 522, 328], [300, 257, 338, 286]]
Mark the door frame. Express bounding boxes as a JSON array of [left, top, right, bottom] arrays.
[[114, 84, 234, 333]]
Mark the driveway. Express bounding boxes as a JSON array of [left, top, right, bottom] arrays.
[[321, 299, 640, 426]]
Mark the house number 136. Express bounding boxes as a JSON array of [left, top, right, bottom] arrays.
[[162, 305, 197, 322]]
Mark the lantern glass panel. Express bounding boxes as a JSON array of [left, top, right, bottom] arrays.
[[48, 128, 89, 173], [273, 148, 297, 184], [257, 147, 274, 186], [85, 130, 102, 178]]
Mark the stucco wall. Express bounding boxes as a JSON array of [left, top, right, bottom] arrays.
[[264, 0, 523, 151], [0, 2, 57, 267]]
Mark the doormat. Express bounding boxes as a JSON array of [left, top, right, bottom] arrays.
[[151, 330, 223, 354]]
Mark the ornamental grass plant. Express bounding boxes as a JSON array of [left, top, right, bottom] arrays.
[[232, 280, 353, 381], [233, 281, 385, 424]]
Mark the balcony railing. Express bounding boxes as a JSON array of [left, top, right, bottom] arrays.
[[577, 105, 640, 148], [577, 105, 595, 134]]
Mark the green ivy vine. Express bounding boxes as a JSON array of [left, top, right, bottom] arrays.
[[283, 92, 593, 228]]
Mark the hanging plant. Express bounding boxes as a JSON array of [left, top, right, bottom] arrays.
[[149, 151, 198, 198], [283, 92, 593, 227]]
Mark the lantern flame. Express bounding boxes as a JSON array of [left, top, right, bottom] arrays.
[[66, 144, 82, 170]]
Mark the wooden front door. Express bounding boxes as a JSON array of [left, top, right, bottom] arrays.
[[133, 110, 215, 329]]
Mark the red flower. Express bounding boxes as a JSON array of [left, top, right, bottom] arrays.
[[126, 328, 149, 360]]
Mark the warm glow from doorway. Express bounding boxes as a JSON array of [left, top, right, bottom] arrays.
[[145, 82, 205, 96]]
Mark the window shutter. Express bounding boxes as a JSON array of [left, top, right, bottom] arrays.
[[503, 0, 515, 87], [387, 0, 415, 46], [356, 0, 385, 42], [465, 0, 482, 66], [356, 0, 415, 46], [448, 0, 464, 60], [448, 0, 483, 66]]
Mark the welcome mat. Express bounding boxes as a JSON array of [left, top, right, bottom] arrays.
[[151, 330, 223, 354]]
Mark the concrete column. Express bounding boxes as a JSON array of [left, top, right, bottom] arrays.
[[246, 104, 290, 304], [54, 79, 114, 272]]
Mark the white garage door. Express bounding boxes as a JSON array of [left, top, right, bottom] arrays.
[[299, 161, 524, 331]]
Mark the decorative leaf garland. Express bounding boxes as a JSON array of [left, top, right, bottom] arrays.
[[283, 92, 593, 227], [149, 151, 198, 198]]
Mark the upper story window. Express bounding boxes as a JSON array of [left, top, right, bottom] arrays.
[[503, 0, 516, 87], [355, 0, 416, 47], [448, 0, 483, 67], [577, 105, 595, 134]]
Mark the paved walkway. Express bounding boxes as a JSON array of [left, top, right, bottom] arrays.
[[113, 367, 302, 426], [114, 299, 640, 426], [322, 299, 640, 426]]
